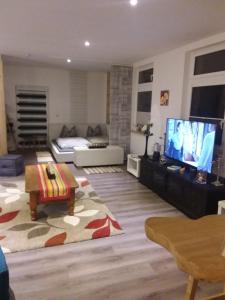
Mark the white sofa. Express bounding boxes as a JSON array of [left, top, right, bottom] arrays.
[[51, 142, 74, 163], [50, 123, 109, 163], [73, 145, 124, 167]]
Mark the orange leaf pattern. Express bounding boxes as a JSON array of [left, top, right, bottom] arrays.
[[92, 225, 110, 239], [0, 210, 19, 223], [45, 232, 67, 247], [85, 215, 122, 239], [85, 216, 108, 229]]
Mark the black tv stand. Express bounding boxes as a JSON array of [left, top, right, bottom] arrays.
[[139, 157, 225, 219]]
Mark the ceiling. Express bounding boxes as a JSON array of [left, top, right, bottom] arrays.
[[1, 0, 225, 70]]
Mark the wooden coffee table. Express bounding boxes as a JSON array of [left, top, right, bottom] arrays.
[[25, 163, 79, 221], [145, 215, 225, 300]]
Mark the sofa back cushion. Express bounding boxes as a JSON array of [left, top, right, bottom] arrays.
[[49, 123, 108, 141], [86, 125, 103, 137], [60, 125, 77, 138]]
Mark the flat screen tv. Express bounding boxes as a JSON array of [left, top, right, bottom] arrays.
[[164, 118, 216, 173]]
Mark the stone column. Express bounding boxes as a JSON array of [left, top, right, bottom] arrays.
[[109, 66, 132, 155]]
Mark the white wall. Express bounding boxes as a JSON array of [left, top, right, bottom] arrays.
[[131, 31, 225, 155], [87, 72, 107, 123], [4, 64, 71, 124], [4, 64, 107, 139]]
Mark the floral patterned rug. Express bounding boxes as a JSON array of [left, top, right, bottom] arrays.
[[0, 177, 123, 253]]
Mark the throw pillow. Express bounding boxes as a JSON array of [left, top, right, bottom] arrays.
[[60, 125, 70, 137], [94, 125, 102, 136], [86, 125, 103, 137], [60, 125, 77, 137], [87, 126, 95, 137], [70, 126, 77, 137]]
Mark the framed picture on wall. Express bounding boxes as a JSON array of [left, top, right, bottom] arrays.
[[160, 90, 169, 106]]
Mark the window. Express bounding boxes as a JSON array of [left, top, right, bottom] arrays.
[[188, 44, 225, 121], [135, 65, 153, 126], [190, 85, 225, 119], [137, 91, 152, 112], [186, 44, 225, 148], [194, 49, 225, 75], [138, 68, 153, 84]]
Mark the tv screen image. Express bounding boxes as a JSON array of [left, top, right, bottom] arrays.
[[164, 118, 216, 173]]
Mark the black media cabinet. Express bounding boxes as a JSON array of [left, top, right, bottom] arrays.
[[139, 157, 225, 219]]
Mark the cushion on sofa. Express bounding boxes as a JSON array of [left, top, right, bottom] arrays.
[[56, 137, 90, 149], [60, 125, 77, 138], [86, 125, 102, 137], [88, 143, 107, 149], [87, 136, 109, 145]]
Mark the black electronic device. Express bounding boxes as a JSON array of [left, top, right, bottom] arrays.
[[164, 118, 216, 173], [152, 151, 160, 161]]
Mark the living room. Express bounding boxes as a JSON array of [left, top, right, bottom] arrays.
[[1, 1, 225, 300]]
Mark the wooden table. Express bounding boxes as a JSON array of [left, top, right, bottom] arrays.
[[145, 215, 225, 300], [25, 163, 78, 221]]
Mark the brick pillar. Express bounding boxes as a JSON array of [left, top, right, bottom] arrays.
[[109, 66, 132, 155]]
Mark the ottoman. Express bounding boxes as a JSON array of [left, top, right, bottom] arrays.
[[0, 247, 9, 300], [0, 154, 24, 176], [73, 145, 124, 167]]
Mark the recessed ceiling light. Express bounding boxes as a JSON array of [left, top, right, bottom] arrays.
[[67, 58, 71, 63], [84, 41, 90, 47], [130, 0, 138, 6]]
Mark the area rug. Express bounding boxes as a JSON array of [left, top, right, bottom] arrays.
[[0, 177, 123, 253], [83, 166, 124, 175], [36, 151, 54, 163]]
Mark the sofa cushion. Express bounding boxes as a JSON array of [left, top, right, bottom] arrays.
[[56, 137, 90, 149], [86, 125, 102, 137], [60, 125, 70, 137], [87, 136, 109, 145], [60, 125, 77, 138]]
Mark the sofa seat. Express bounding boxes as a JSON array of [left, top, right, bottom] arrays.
[[73, 145, 124, 167]]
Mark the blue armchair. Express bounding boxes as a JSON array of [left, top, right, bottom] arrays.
[[0, 247, 9, 300]]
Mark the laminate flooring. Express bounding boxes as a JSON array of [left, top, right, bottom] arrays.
[[3, 159, 223, 300]]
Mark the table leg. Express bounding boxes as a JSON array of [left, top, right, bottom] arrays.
[[68, 189, 75, 216], [184, 275, 198, 300], [29, 192, 38, 221]]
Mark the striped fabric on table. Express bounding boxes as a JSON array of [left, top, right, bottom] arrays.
[[36, 164, 71, 203]]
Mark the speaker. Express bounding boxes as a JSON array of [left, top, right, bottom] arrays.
[[152, 151, 160, 161]]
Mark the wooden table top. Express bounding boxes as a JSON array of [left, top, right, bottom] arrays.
[[25, 163, 79, 193], [145, 215, 225, 283]]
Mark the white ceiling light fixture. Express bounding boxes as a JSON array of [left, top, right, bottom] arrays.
[[66, 58, 71, 63], [84, 41, 90, 47], [130, 0, 138, 7]]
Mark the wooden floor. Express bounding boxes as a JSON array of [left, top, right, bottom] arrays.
[[5, 162, 223, 300]]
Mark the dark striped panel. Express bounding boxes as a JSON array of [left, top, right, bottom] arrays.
[[18, 118, 47, 122], [18, 125, 47, 130], [17, 102, 47, 107], [18, 133, 47, 138], [17, 110, 47, 115], [16, 94, 46, 99], [18, 140, 47, 146]]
